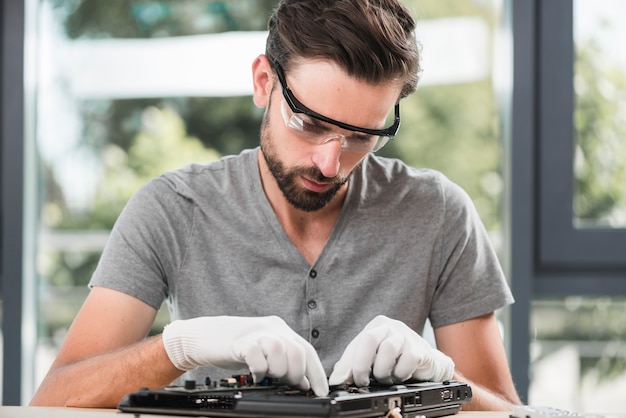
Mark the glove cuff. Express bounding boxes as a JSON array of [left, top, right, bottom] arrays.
[[162, 320, 198, 371]]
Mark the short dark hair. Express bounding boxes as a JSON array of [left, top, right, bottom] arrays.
[[266, 0, 421, 99]]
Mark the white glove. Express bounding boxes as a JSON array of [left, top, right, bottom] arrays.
[[162, 315, 329, 396], [328, 315, 454, 387]]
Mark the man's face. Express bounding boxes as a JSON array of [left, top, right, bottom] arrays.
[[257, 58, 402, 212], [260, 113, 349, 212]]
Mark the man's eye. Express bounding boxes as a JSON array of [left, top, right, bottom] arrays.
[[299, 117, 329, 135], [349, 133, 377, 143], [301, 121, 325, 134]]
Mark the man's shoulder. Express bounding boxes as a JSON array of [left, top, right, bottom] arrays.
[[166, 148, 255, 177], [156, 148, 257, 190], [358, 155, 472, 212], [362, 154, 451, 190]]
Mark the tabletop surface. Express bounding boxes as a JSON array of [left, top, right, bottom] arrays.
[[0, 407, 511, 418], [3, 406, 625, 418]]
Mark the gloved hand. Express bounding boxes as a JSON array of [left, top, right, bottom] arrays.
[[162, 315, 329, 396], [328, 315, 454, 387]]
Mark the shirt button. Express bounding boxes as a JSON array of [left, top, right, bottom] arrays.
[[307, 299, 317, 310], [311, 329, 320, 338], [309, 270, 317, 278]]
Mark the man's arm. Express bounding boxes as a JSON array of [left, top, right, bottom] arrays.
[[434, 312, 522, 411], [31, 286, 331, 407], [30, 286, 183, 408]]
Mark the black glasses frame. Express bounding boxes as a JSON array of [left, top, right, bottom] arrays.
[[269, 56, 401, 138]]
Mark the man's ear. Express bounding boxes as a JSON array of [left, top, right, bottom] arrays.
[[251, 54, 274, 108]]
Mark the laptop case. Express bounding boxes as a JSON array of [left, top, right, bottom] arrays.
[[118, 374, 472, 418]]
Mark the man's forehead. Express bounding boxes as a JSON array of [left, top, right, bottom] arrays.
[[286, 58, 345, 83], [283, 58, 402, 120]]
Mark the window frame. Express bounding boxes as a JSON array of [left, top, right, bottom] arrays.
[[508, 0, 626, 403], [538, 0, 626, 274], [1, 0, 26, 406]]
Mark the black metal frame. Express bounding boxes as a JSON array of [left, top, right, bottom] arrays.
[[1, 0, 25, 406]]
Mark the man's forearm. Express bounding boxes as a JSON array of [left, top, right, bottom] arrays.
[[454, 372, 522, 411], [30, 335, 182, 408], [461, 383, 519, 411]]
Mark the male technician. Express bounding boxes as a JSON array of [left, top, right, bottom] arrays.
[[31, 0, 521, 410]]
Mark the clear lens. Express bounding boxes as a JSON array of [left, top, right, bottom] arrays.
[[371, 136, 390, 152], [280, 99, 390, 153]]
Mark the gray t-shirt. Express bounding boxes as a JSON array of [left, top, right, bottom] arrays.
[[90, 148, 513, 382]]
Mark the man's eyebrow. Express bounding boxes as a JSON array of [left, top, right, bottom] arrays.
[[302, 110, 374, 140], [349, 131, 372, 140], [314, 116, 374, 139], [305, 115, 334, 131]]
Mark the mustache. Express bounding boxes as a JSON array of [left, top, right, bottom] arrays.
[[295, 166, 347, 185]]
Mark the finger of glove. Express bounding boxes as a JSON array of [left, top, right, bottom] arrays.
[[256, 337, 289, 378], [302, 340, 330, 397], [350, 327, 390, 387], [393, 349, 421, 382], [232, 337, 269, 383], [327, 339, 359, 386], [327, 325, 390, 387], [371, 334, 404, 384], [409, 350, 455, 382], [327, 365, 351, 387], [269, 337, 305, 386], [429, 350, 455, 382]]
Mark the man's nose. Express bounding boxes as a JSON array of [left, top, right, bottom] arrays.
[[311, 135, 343, 178]]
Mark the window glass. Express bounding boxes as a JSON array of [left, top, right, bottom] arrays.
[[573, 0, 626, 228], [528, 4, 626, 410], [514, 0, 626, 413], [388, 0, 505, 238], [32, 0, 272, 393], [28, 0, 505, 399], [529, 297, 626, 412]]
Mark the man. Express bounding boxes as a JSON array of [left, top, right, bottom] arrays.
[[31, 0, 521, 410]]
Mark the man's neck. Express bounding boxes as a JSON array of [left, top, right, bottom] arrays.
[[256, 149, 347, 264]]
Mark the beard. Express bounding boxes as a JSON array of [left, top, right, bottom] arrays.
[[259, 111, 350, 212]]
